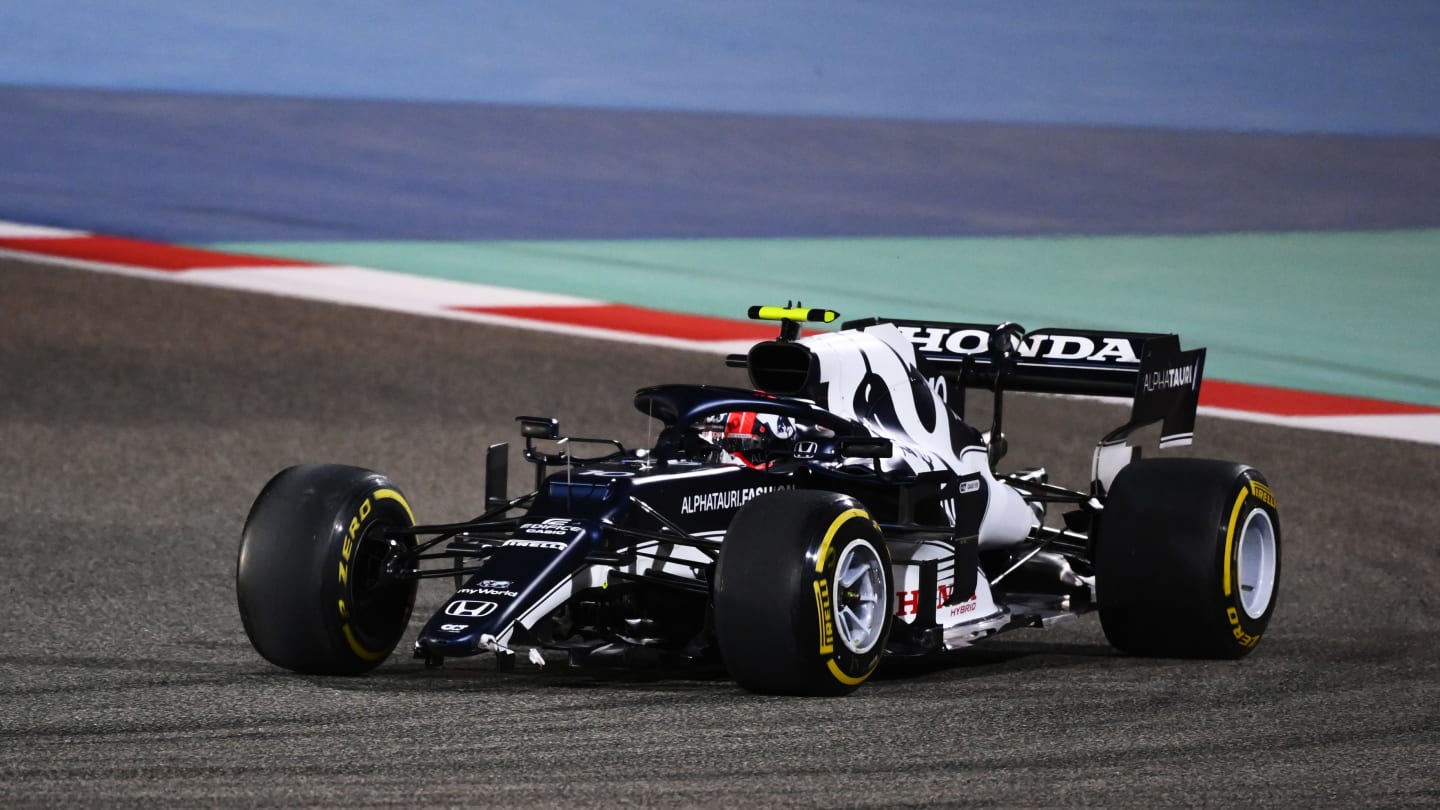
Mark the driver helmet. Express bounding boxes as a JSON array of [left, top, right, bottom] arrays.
[[704, 411, 796, 467]]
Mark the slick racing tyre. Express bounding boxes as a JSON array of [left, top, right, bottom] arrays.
[[715, 490, 893, 696], [237, 464, 418, 675], [1095, 458, 1281, 659]]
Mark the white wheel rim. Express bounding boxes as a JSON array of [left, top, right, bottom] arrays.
[[833, 538, 886, 654], [1237, 508, 1277, 620]]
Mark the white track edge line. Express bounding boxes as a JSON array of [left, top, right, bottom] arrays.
[[4, 241, 1437, 446]]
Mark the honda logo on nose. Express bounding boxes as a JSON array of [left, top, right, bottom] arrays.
[[444, 600, 498, 618]]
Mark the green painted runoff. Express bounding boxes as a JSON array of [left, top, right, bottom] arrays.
[[207, 230, 1440, 408]]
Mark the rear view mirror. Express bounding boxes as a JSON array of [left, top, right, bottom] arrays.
[[517, 416, 559, 440]]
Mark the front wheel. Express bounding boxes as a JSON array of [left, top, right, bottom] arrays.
[[1095, 458, 1281, 659], [714, 490, 893, 696], [237, 464, 418, 674]]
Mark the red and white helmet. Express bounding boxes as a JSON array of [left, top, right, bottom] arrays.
[[704, 411, 796, 467]]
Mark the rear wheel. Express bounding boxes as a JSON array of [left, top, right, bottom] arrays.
[[237, 464, 418, 674], [714, 490, 893, 695], [1095, 458, 1281, 658]]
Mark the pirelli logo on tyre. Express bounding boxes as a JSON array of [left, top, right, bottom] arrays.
[[813, 578, 834, 655], [1249, 480, 1277, 509], [337, 497, 373, 589], [1227, 607, 1261, 648]]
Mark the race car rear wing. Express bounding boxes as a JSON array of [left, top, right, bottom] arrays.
[[843, 317, 1207, 453], [735, 306, 1206, 491]]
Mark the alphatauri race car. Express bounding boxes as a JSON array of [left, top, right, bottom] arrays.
[[237, 306, 1281, 695]]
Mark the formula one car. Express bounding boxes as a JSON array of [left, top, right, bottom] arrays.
[[237, 305, 1281, 695]]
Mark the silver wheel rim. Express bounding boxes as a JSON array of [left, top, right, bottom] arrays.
[[1237, 508, 1277, 620], [834, 538, 886, 654]]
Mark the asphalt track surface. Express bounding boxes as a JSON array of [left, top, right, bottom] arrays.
[[3, 258, 1438, 807]]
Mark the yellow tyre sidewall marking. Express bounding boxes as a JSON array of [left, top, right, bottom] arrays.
[[813, 507, 881, 686], [1222, 479, 1275, 649], [827, 656, 879, 686], [339, 487, 416, 661], [814, 508, 871, 573], [343, 624, 388, 661], [1222, 488, 1248, 598], [372, 487, 416, 524]]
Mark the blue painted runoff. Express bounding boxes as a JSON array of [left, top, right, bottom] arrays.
[[2, 0, 1438, 135]]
